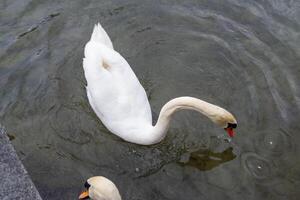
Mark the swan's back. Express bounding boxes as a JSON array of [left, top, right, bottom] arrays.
[[83, 23, 152, 137]]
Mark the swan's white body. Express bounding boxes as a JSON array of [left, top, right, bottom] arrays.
[[83, 23, 237, 145]]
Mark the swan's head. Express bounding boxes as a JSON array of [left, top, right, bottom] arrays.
[[209, 108, 237, 137], [161, 97, 238, 139], [79, 176, 121, 200]]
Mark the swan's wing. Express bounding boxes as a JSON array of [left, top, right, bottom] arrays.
[[83, 26, 152, 127]]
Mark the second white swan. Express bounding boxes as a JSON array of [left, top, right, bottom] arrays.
[[83, 23, 237, 145]]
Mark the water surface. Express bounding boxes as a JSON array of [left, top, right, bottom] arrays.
[[1, 0, 300, 199]]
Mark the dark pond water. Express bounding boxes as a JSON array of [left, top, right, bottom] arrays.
[[1, 0, 300, 199]]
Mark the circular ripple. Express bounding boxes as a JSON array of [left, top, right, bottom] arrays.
[[241, 152, 275, 184], [50, 105, 92, 145], [254, 130, 291, 157]]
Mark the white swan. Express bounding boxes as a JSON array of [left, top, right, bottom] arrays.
[[79, 176, 121, 200], [83, 23, 237, 145]]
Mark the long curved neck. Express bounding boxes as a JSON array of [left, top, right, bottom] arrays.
[[150, 96, 225, 144]]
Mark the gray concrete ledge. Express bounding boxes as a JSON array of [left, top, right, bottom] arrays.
[[0, 126, 42, 200]]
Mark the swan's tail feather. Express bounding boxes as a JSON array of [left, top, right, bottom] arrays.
[[90, 23, 114, 49]]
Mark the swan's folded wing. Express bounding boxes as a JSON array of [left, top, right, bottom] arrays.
[[83, 36, 152, 125]]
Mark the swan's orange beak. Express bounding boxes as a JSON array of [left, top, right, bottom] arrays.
[[78, 189, 89, 199], [225, 127, 234, 137]]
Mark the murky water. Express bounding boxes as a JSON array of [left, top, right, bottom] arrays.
[[1, 0, 300, 199]]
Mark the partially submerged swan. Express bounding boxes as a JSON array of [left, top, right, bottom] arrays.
[[79, 176, 121, 200], [83, 23, 237, 145]]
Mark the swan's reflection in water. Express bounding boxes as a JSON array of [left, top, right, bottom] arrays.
[[179, 147, 236, 171]]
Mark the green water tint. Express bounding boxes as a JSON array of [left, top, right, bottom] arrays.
[[179, 147, 236, 171]]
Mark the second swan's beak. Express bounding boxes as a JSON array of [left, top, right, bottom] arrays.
[[225, 127, 235, 137], [79, 190, 89, 199]]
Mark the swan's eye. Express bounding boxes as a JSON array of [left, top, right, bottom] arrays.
[[84, 181, 91, 189], [227, 123, 237, 129]]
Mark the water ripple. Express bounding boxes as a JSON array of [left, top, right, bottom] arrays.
[[254, 129, 292, 157], [1, 0, 300, 199], [241, 152, 275, 184]]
